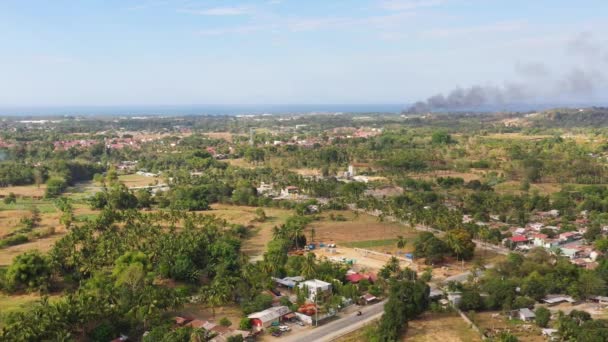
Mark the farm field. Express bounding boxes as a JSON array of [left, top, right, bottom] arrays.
[[309, 210, 417, 245]]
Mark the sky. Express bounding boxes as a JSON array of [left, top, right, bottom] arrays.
[[0, 0, 607, 108]]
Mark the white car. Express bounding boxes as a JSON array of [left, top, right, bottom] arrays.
[[279, 326, 291, 332]]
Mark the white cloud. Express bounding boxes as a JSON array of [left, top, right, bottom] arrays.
[[197, 25, 266, 36], [180, 6, 250, 16], [379, 0, 445, 11], [422, 21, 526, 38]]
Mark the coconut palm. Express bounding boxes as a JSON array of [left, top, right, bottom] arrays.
[[302, 253, 317, 279], [396, 235, 407, 249]]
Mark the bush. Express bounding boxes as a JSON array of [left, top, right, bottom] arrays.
[[45, 177, 68, 198], [239, 317, 252, 330], [0, 234, 29, 249], [535, 307, 551, 328], [89, 322, 116, 342], [3, 192, 16, 204], [459, 289, 484, 311], [219, 317, 232, 327]]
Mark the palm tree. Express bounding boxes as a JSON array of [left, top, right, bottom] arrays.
[[396, 236, 407, 249], [310, 228, 316, 243], [302, 253, 317, 279], [291, 224, 305, 249]]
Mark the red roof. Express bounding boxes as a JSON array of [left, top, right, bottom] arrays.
[[346, 274, 368, 283], [511, 235, 528, 242]]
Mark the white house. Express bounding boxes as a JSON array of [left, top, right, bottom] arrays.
[[298, 279, 332, 301]]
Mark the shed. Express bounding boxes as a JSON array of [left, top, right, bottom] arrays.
[[248, 306, 291, 331]]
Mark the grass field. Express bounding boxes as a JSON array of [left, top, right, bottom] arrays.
[[118, 174, 161, 187], [0, 293, 62, 327], [0, 198, 56, 213], [343, 239, 399, 249]]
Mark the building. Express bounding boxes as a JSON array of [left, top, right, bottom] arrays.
[[280, 186, 300, 198], [509, 235, 528, 246], [273, 276, 304, 288], [517, 308, 536, 321], [298, 279, 332, 301], [247, 306, 291, 331]]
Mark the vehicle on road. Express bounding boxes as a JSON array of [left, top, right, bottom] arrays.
[[295, 321, 305, 326], [356, 311, 362, 316], [279, 325, 291, 332], [271, 331, 282, 337]]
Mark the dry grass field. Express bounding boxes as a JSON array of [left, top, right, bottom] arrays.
[[337, 312, 481, 342], [473, 311, 545, 342], [204, 204, 293, 257], [0, 184, 46, 198], [118, 174, 161, 187], [223, 158, 256, 169], [0, 232, 66, 266], [309, 210, 417, 245], [203, 132, 246, 142], [410, 170, 482, 182], [404, 312, 482, 342]]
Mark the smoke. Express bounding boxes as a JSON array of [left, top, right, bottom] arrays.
[[406, 32, 608, 113]]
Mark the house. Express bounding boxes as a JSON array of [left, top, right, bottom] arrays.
[[447, 292, 462, 307], [186, 319, 216, 330], [514, 227, 527, 235], [248, 306, 291, 331], [273, 276, 304, 288], [298, 279, 332, 301], [345, 273, 373, 284], [559, 232, 579, 243], [256, 182, 276, 196], [360, 293, 377, 305], [509, 235, 528, 246], [528, 222, 544, 231], [517, 308, 536, 321], [533, 234, 548, 246], [542, 328, 558, 338], [280, 186, 300, 198], [543, 295, 575, 305], [560, 247, 582, 259], [174, 316, 192, 326]]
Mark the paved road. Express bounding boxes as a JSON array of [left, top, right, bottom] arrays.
[[282, 300, 386, 342]]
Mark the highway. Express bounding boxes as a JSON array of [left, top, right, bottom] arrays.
[[281, 300, 386, 342]]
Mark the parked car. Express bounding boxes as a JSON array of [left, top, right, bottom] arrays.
[[279, 326, 291, 332], [295, 321, 305, 326], [271, 331, 282, 337]]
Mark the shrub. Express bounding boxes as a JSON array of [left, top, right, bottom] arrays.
[[239, 317, 252, 330], [219, 317, 232, 327]]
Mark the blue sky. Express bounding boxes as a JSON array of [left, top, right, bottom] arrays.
[[0, 0, 607, 106]]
